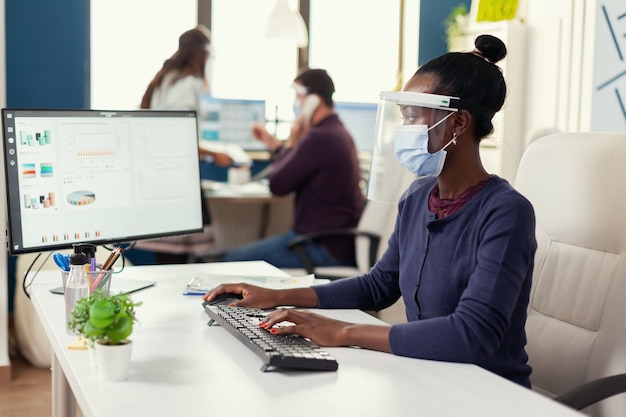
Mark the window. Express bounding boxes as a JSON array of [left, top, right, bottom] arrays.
[[209, 0, 299, 137], [90, 0, 197, 110], [90, 0, 420, 139], [308, 0, 402, 103]]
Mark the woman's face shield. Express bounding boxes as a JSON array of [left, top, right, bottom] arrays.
[[367, 91, 458, 204]]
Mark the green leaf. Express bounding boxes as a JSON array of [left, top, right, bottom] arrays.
[[89, 299, 116, 321], [105, 314, 133, 344]]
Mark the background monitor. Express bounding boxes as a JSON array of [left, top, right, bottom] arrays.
[[1, 109, 204, 255], [334, 101, 378, 152], [199, 95, 266, 151]]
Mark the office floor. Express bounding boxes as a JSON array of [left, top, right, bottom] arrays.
[[1, 315, 83, 417]]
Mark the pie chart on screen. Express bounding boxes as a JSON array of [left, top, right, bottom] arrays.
[[67, 190, 96, 206]]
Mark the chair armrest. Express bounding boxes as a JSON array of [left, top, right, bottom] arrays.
[[287, 229, 380, 276], [554, 373, 626, 411]]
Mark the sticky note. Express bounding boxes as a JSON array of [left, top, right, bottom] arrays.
[[476, 0, 519, 22], [67, 337, 88, 350]]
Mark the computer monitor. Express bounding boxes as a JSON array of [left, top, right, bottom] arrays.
[[334, 101, 378, 151], [1, 109, 204, 255], [335, 101, 378, 152], [199, 95, 266, 151]]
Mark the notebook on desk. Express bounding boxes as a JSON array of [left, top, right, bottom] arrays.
[[184, 273, 315, 295], [49, 278, 155, 295]]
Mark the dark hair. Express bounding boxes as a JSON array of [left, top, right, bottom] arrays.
[[140, 25, 211, 109], [415, 34, 507, 139], [294, 68, 335, 107]]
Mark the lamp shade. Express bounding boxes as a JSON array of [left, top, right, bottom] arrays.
[[265, 0, 308, 48]]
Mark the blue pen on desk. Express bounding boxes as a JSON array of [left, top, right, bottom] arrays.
[[53, 252, 70, 272]]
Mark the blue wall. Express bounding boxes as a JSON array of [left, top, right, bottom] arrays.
[[5, 0, 89, 311], [419, 0, 472, 65], [5, 0, 89, 108]]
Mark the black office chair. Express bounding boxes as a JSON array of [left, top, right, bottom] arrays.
[[284, 190, 407, 280], [287, 226, 381, 280], [554, 375, 626, 411]]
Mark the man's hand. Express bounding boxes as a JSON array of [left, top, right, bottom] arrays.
[[252, 122, 282, 152]]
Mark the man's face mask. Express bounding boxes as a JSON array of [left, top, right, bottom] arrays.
[[393, 112, 455, 177], [293, 94, 321, 123]]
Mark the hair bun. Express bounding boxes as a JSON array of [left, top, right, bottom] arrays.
[[474, 35, 507, 64]]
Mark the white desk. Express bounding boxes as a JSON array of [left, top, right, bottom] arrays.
[[29, 261, 584, 417], [202, 181, 293, 251]]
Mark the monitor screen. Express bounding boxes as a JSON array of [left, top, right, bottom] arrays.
[[199, 95, 266, 151], [1, 109, 204, 255], [334, 101, 378, 151]]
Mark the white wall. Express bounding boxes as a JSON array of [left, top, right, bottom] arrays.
[[519, 0, 625, 143], [464, 0, 625, 183], [520, 0, 588, 139], [90, 0, 197, 110], [590, 1, 626, 131]]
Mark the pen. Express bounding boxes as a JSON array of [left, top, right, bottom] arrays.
[[97, 271, 113, 291], [101, 246, 122, 271], [90, 247, 122, 292], [83, 264, 94, 287]]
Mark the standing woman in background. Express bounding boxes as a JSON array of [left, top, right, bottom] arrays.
[[139, 25, 230, 264], [140, 25, 231, 166]]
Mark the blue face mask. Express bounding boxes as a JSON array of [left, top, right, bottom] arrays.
[[293, 100, 302, 118], [393, 113, 456, 177]]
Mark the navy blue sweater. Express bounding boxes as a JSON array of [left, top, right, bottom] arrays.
[[314, 176, 536, 387]]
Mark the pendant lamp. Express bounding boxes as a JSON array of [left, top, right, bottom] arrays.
[[265, 0, 309, 48]]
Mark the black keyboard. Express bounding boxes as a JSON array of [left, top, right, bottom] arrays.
[[203, 304, 338, 372]]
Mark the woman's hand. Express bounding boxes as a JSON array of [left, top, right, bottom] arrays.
[[259, 308, 393, 352], [203, 285, 319, 310], [202, 283, 280, 309], [259, 308, 350, 347]]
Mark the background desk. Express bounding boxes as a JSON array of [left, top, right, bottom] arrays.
[[29, 261, 584, 417], [203, 181, 293, 252], [131, 181, 293, 262]]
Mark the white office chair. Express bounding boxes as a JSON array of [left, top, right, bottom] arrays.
[[515, 131, 626, 417]]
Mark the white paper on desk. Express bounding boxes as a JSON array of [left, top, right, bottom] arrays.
[[185, 273, 315, 294], [199, 140, 252, 166]]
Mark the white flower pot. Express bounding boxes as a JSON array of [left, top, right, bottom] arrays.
[[88, 344, 98, 369], [94, 339, 133, 381]]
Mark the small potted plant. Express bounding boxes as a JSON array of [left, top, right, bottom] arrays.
[[68, 288, 142, 381]]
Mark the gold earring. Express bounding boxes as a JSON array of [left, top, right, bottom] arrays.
[[452, 132, 458, 145]]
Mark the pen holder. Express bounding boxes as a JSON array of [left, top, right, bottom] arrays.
[[62, 270, 113, 295], [88, 270, 113, 295]]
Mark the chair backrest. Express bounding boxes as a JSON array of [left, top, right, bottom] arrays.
[[352, 199, 396, 272], [515, 132, 626, 417], [355, 168, 415, 273]]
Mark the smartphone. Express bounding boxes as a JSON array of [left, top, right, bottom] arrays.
[[301, 94, 321, 123]]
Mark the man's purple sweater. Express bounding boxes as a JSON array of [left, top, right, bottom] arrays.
[[314, 176, 537, 387], [269, 114, 363, 262]]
